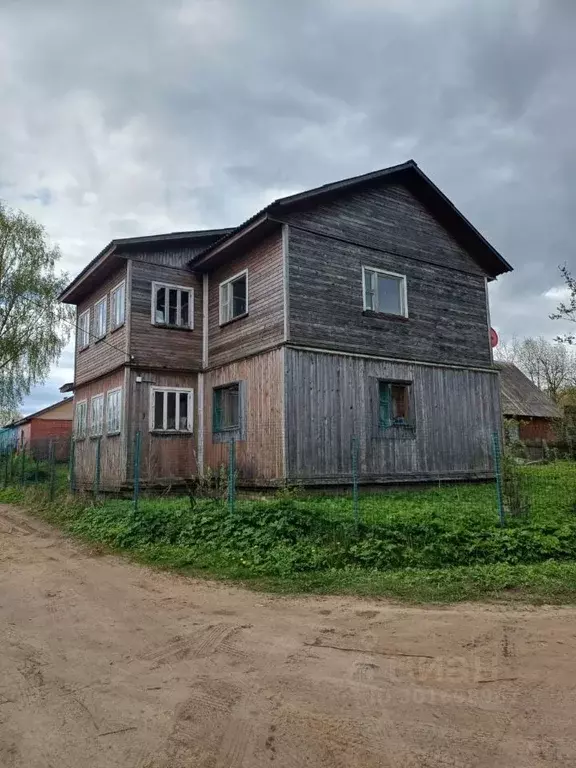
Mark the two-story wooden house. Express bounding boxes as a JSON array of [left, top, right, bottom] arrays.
[[60, 160, 512, 489]]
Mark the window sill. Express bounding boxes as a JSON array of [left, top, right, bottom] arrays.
[[363, 310, 409, 322], [219, 312, 249, 328], [150, 430, 193, 436], [376, 425, 416, 440], [94, 335, 107, 344], [106, 430, 121, 437], [78, 345, 89, 353], [89, 434, 103, 440], [110, 323, 125, 335], [74, 436, 86, 442], [151, 322, 194, 332]]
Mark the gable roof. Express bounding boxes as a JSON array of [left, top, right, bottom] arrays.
[[6, 397, 74, 428], [191, 160, 513, 278], [496, 363, 562, 419], [59, 228, 233, 304]]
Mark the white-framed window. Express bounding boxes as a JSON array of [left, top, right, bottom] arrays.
[[151, 283, 193, 328], [78, 309, 90, 350], [94, 297, 107, 338], [110, 281, 126, 330], [219, 270, 248, 325], [75, 400, 87, 438], [90, 394, 104, 436], [150, 388, 193, 432], [106, 388, 122, 434], [362, 267, 408, 317]]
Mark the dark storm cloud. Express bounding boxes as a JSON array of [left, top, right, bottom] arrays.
[[1, 0, 575, 410]]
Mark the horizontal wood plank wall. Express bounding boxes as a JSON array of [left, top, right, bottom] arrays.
[[282, 182, 486, 275], [285, 348, 501, 484], [207, 232, 284, 368], [73, 369, 127, 489], [129, 260, 203, 370], [126, 369, 198, 484], [287, 227, 491, 368], [203, 349, 284, 483], [75, 265, 128, 386]]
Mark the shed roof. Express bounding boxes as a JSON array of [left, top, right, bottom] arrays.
[[7, 397, 74, 427], [496, 363, 562, 419]]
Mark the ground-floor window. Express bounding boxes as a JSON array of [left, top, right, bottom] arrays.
[[212, 383, 241, 432], [106, 388, 122, 434], [378, 381, 412, 428], [150, 388, 193, 432], [75, 400, 87, 438], [90, 394, 104, 436]]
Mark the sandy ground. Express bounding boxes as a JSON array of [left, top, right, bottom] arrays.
[[1, 505, 576, 767]]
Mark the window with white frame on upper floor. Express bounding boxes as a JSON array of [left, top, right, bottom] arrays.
[[90, 394, 104, 436], [78, 309, 90, 349], [110, 281, 126, 330], [106, 388, 122, 434], [74, 400, 87, 438], [219, 270, 248, 324], [94, 297, 107, 338], [151, 283, 193, 328], [362, 267, 408, 317], [150, 388, 193, 432]]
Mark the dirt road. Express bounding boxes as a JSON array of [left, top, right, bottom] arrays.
[[1, 504, 575, 767]]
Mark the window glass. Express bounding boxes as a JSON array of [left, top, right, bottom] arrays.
[[364, 268, 406, 316], [152, 284, 192, 328], [379, 382, 411, 427], [154, 391, 164, 430], [75, 401, 87, 437], [220, 273, 248, 323], [90, 395, 104, 435], [78, 310, 90, 348], [213, 383, 240, 431], [180, 291, 189, 327], [111, 283, 125, 328], [168, 289, 178, 325], [156, 288, 166, 324], [106, 390, 122, 433], [179, 392, 188, 430], [167, 391, 176, 430]]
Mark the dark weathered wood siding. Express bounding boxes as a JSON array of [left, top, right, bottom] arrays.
[[207, 232, 284, 368], [129, 259, 203, 370], [126, 369, 198, 484], [73, 368, 127, 489], [203, 348, 284, 483], [284, 348, 500, 484], [284, 182, 492, 368], [75, 264, 128, 386]]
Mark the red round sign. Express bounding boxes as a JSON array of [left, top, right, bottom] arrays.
[[490, 328, 499, 348]]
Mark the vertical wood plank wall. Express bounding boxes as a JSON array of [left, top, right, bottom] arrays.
[[203, 348, 284, 483], [126, 369, 198, 484], [285, 348, 501, 484], [73, 368, 127, 488]]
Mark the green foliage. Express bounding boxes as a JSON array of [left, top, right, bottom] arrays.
[[0, 201, 74, 411], [3, 461, 576, 603]]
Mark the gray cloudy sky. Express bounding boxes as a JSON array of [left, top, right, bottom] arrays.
[[1, 0, 575, 414]]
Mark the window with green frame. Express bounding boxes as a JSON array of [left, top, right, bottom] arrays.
[[378, 381, 411, 428], [212, 383, 240, 432]]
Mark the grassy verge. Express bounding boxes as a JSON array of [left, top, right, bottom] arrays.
[[2, 474, 576, 604]]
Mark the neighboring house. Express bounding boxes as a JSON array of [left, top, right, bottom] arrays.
[[496, 362, 562, 444], [60, 160, 512, 489], [8, 398, 74, 458]]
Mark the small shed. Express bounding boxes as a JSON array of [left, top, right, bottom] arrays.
[[496, 363, 562, 443], [8, 398, 74, 458]]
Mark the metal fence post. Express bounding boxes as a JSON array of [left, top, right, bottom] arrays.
[[94, 437, 101, 500], [3, 451, 9, 488], [20, 445, 26, 486], [227, 437, 236, 514], [69, 436, 76, 493], [133, 430, 141, 512], [49, 440, 56, 501], [492, 431, 505, 527], [351, 435, 360, 530]]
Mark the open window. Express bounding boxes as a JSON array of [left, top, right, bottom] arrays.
[[219, 271, 248, 324], [378, 381, 412, 429], [150, 388, 193, 432], [363, 267, 408, 317], [152, 283, 193, 328]]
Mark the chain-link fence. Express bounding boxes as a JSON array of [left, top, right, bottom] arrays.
[[1, 427, 574, 534]]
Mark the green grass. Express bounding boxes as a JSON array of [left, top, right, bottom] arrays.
[[1, 461, 576, 604]]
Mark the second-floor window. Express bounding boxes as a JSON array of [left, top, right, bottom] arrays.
[[110, 281, 125, 329], [363, 267, 408, 317], [152, 283, 193, 328], [78, 309, 90, 350], [94, 297, 107, 339], [219, 271, 248, 324]]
